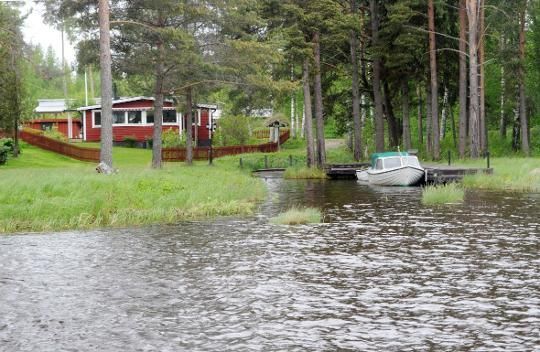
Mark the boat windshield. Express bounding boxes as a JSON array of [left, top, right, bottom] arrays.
[[383, 157, 402, 169], [402, 156, 421, 168]]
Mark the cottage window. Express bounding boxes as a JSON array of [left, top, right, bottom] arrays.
[[146, 110, 154, 124], [163, 110, 177, 124], [113, 111, 126, 124], [93, 111, 101, 127], [128, 111, 142, 124]]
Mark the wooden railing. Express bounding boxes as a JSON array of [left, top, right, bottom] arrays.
[[20, 128, 100, 162], [163, 130, 290, 162]]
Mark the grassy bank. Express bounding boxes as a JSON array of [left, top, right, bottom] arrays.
[[422, 183, 465, 205], [461, 157, 540, 192], [271, 207, 322, 225], [0, 144, 265, 233]]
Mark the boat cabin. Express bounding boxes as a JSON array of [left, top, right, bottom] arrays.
[[370, 152, 421, 170]]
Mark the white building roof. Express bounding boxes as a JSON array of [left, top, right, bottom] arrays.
[[34, 99, 73, 113]]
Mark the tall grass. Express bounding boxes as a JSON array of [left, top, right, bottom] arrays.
[[0, 146, 266, 233], [283, 167, 327, 179], [271, 207, 322, 225], [422, 183, 465, 205], [456, 157, 540, 192]]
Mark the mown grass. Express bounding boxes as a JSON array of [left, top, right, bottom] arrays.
[[283, 166, 327, 179], [0, 144, 265, 233], [270, 207, 322, 225], [422, 183, 465, 205]]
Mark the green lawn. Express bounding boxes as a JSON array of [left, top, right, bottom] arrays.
[[0, 143, 265, 233]]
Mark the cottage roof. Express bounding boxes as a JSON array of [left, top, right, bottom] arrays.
[[264, 116, 289, 128], [77, 96, 218, 111], [34, 99, 74, 113]]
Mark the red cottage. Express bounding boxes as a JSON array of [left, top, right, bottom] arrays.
[[27, 99, 81, 139], [77, 97, 217, 146]]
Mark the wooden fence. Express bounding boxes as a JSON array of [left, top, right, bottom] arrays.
[[20, 128, 100, 162], [20, 127, 289, 163], [163, 130, 290, 162]]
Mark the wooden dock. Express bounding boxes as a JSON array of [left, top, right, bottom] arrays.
[[325, 163, 370, 179], [324, 163, 493, 184], [423, 166, 493, 185]]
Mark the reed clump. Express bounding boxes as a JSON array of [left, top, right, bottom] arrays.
[[422, 182, 465, 205], [283, 167, 327, 179], [462, 158, 540, 192], [271, 207, 322, 225]]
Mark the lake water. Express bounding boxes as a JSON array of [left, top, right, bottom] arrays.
[[1, 178, 539, 351]]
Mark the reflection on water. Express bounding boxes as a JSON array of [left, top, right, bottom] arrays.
[[0, 178, 538, 351]]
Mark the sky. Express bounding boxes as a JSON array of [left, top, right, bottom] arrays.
[[19, 1, 76, 65]]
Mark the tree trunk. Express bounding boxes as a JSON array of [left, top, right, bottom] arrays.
[[303, 59, 315, 168], [440, 85, 449, 141], [426, 80, 432, 154], [417, 85, 423, 148], [450, 104, 458, 148], [499, 51, 506, 139], [402, 81, 411, 151], [467, 0, 480, 158], [185, 86, 194, 165], [428, 0, 440, 159], [518, 3, 530, 156], [370, 0, 385, 152], [458, 0, 468, 158], [512, 96, 520, 151], [350, 1, 362, 161], [151, 38, 165, 169], [479, 0, 487, 153], [290, 66, 296, 139], [383, 81, 399, 148], [313, 31, 326, 168], [98, 0, 113, 169]]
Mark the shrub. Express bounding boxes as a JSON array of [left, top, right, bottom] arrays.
[[0, 138, 13, 165], [43, 126, 67, 141], [123, 135, 138, 148], [213, 115, 251, 146], [162, 129, 185, 148]]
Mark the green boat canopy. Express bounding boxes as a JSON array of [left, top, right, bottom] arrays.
[[370, 152, 409, 168]]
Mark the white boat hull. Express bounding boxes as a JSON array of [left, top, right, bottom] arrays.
[[367, 166, 425, 186], [356, 170, 369, 182]]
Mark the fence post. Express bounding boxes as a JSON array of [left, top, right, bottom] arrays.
[[239, 157, 243, 169], [264, 155, 268, 169], [289, 154, 293, 167], [448, 150, 451, 166], [486, 151, 490, 169]]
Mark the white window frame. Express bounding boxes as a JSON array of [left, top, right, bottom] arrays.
[[91, 108, 180, 127], [92, 110, 101, 128]]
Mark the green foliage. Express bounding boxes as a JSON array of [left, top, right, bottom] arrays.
[[422, 183, 465, 205], [0, 138, 12, 165], [270, 207, 322, 225], [43, 126, 67, 141], [213, 115, 251, 146], [122, 135, 138, 148], [162, 129, 185, 148]]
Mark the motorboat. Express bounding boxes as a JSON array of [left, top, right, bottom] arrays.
[[356, 152, 424, 186]]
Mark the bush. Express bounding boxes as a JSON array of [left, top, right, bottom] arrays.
[[43, 126, 67, 141], [0, 138, 13, 165], [162, 129, 185, 148], [213, 115, 251, 146], [123, 135, 138, 148]]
